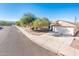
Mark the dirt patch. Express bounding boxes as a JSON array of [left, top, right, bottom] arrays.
[[25, 28, 49, 36], [70, 39, 79, 49]]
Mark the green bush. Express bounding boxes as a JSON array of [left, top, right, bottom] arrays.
[[16, 21, 21, 26], [32, 17, 50, 30]]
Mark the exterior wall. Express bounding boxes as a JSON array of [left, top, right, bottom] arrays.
[[53, 26, 74, 36]]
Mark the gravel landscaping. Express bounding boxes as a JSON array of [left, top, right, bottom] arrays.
[[71, 39, 79, 49], [25, 28, 49, 36]]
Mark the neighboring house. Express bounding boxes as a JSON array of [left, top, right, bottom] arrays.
[[50, 20, 79, 36]]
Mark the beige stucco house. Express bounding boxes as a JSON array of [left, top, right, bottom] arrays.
[[50, 20, 79, 36]]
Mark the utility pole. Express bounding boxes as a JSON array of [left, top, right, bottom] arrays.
[[75, 16, 77, 24], [74, 16, 77, 37]]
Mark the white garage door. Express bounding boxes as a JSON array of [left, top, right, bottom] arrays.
[[54, 26, 74, 36]]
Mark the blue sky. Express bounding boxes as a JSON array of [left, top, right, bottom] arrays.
[[0, 3, 79, 22]]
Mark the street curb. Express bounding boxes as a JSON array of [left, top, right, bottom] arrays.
[[15, 26, 59, 55]]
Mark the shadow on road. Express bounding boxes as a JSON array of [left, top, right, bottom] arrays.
[[0, 27, 3, 30]]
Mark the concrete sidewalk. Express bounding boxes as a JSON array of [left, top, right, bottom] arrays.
[[15, 26, 79, 56]]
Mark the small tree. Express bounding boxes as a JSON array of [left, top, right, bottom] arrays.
[[20, 13, 36, 27]]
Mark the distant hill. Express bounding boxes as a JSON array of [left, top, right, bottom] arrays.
[[0, 20, 16, 26]]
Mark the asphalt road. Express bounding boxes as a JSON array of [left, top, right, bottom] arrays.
[[0, 26, 56, 56]]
